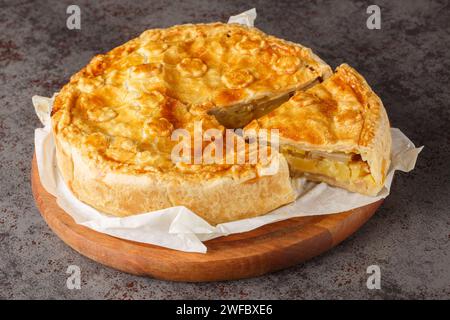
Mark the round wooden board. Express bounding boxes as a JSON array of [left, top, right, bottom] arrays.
[[31, 155, 383, 282]]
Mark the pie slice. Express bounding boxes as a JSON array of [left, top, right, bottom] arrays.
[[245, 64, 392, 196]]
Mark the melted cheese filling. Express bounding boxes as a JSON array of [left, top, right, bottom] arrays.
[[281, 145, 375, 186]]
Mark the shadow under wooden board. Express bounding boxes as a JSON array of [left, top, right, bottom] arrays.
[[31, 155, 383, 282]]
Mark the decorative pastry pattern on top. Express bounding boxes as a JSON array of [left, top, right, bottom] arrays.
[[235, 36, 266, 54], [87, 107, 118, 122], [144, 118, 174, 137], [221, 69, 255, 89], [273, 56, 302, 74], [176, 58, 208, 77]]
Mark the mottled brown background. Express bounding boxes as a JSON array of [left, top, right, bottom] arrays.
[[0, 0, 449, 299]]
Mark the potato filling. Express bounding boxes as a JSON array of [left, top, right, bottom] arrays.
[[280, 145, 375, 185]]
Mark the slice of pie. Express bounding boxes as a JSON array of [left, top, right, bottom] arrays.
[[51, 23, 332, 225], [245, 64, 392, 195]]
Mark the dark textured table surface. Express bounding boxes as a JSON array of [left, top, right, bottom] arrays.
[[1, 0, 449, 299]]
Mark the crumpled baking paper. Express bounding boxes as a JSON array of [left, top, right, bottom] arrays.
[[228, 8, 257, 26], [32, 9, 423, 253]]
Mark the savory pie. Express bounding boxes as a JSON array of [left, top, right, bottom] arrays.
[[245, 64, 391, 195], [51, 22, 390, 225], [51, 23, 333, 225]]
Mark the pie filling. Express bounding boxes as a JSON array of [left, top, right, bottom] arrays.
[[280, 145, 376, 187]]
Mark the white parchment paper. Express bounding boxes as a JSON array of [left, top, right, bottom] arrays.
[[228, 8, 257, 26], [32, 9, 423, 253]]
